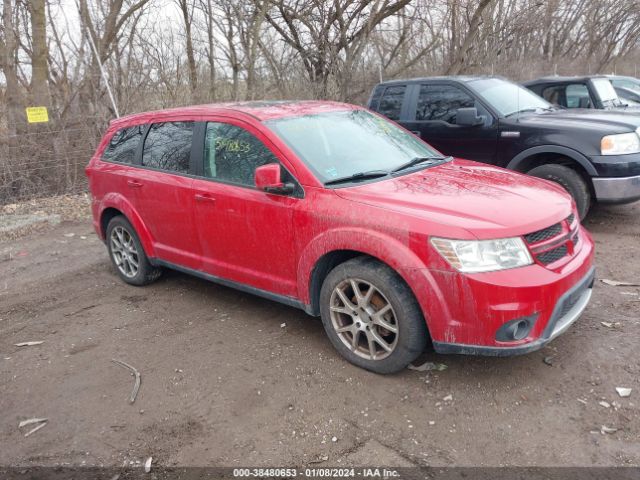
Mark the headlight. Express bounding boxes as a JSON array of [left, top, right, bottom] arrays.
[[601, 131, 640, 155], [431, 237, 533, 273]]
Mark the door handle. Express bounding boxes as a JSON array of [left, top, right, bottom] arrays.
[[127, 180, 143, 188], [411, 130, 421, 136], [195, 193, 216, 204]]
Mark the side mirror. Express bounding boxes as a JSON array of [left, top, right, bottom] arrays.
[[456, 107, 484, 127], [255, 163, 294, 194]]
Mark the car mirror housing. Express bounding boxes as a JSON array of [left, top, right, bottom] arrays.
[[255, 163, 294, 194], [456, 107, 484, 126]]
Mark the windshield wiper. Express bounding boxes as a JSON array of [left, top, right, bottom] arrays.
[[324, 170, 389, 186], [391, 155, 451, 174]]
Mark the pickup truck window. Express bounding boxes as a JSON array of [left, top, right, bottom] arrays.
[[368, 85, 385, 110], [416, 84, 474, 123], [542, 84, 591, 108], [469, 78, 551, 116], [542, 85, 560, 104], [566, 84, 591, 108], [378, 86, 406, 120]]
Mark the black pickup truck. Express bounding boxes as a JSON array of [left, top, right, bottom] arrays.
[[367, 76, 640, 218], [523, 75, 640, 111]]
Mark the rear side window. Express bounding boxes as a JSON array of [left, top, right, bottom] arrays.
[[101, 126, 144, 164], [142, 122, 194, 173], [203, 122, 278, 187], [416, 84, 474, 123], [368, 85, 385, 110], [378, 86, 406, 120]]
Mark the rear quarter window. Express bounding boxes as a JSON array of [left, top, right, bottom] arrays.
[[378, 85, 406, 120], [101, 126, 144, 164], [368, 85, 385, 110]]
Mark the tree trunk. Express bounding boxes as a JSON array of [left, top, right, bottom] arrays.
[[445, 0, 494, 75], [2, 0, 23, 132], [29, 0, 50, 107], [206, 0, 216, 100], [178, 0, 198, 99]]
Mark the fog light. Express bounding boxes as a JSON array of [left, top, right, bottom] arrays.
[[495, 314, 538, 342]]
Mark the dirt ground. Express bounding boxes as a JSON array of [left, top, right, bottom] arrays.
[[1, 198, 639, 469]]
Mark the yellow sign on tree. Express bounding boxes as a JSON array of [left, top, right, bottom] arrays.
[[25, 106, 49, 123]]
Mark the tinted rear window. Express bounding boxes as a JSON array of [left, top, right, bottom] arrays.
[[101, 126, 144, 164], [142, 122, 194, 173], [368, 85, 385, 110], [378, 85, 406, 120]]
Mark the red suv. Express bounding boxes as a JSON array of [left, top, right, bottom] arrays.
[[86, 101, 595, 373]]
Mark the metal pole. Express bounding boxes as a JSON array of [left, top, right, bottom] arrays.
[[86, 28, 120, 118]]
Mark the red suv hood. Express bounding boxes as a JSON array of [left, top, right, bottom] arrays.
[[334, 159, 573, 239]]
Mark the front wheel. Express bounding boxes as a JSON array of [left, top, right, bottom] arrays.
[[106, 215, 162, 286], [528, 164, 591, 220], [319, 257, 428, 374]]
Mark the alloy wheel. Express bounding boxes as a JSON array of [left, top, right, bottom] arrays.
[[329, 278, 399, 360], [110, 226, 139, 278]]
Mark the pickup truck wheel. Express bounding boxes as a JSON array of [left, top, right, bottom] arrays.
[[319, 257, 428, 374], [106, 216, 162, 286], [528, 164, 591, 219]]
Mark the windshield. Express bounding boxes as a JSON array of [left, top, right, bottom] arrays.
[[592, 78, 620, 104], [266, 109, 443, 184], [468, 78, 552, 116], [612, 77, 640, 92]]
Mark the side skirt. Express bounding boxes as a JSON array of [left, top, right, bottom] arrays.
[[151, 258, 313, 314]]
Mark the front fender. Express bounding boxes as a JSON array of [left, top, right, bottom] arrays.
[[507, 145, 598, 176], [296, 228, 452, 330], [98, 193, 156, 258]]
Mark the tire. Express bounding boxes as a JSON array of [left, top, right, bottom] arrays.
[[528, 164, 591, 220], [106, 215, 161, 286], [319, 256, 428, 374]]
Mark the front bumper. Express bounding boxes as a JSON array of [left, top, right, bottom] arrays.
[[417, 226, 595, 356], [432, 267, 594, 356], [593, 174, 640, 204]]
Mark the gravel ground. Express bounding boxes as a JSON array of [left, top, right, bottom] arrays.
[[0, 194, 91, 241], [0, 199, 638, 468]]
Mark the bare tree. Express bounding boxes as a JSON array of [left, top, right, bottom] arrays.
[[1, 0, 23, 131], [445, 0, 494, 75], [262, 0, 413, 98], [176, 0, 197, 98]]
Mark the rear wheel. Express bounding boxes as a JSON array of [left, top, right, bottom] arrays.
[[319, 257, 428, 374], [528, 164, 591, 219], [106, 216, 161, 286]]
